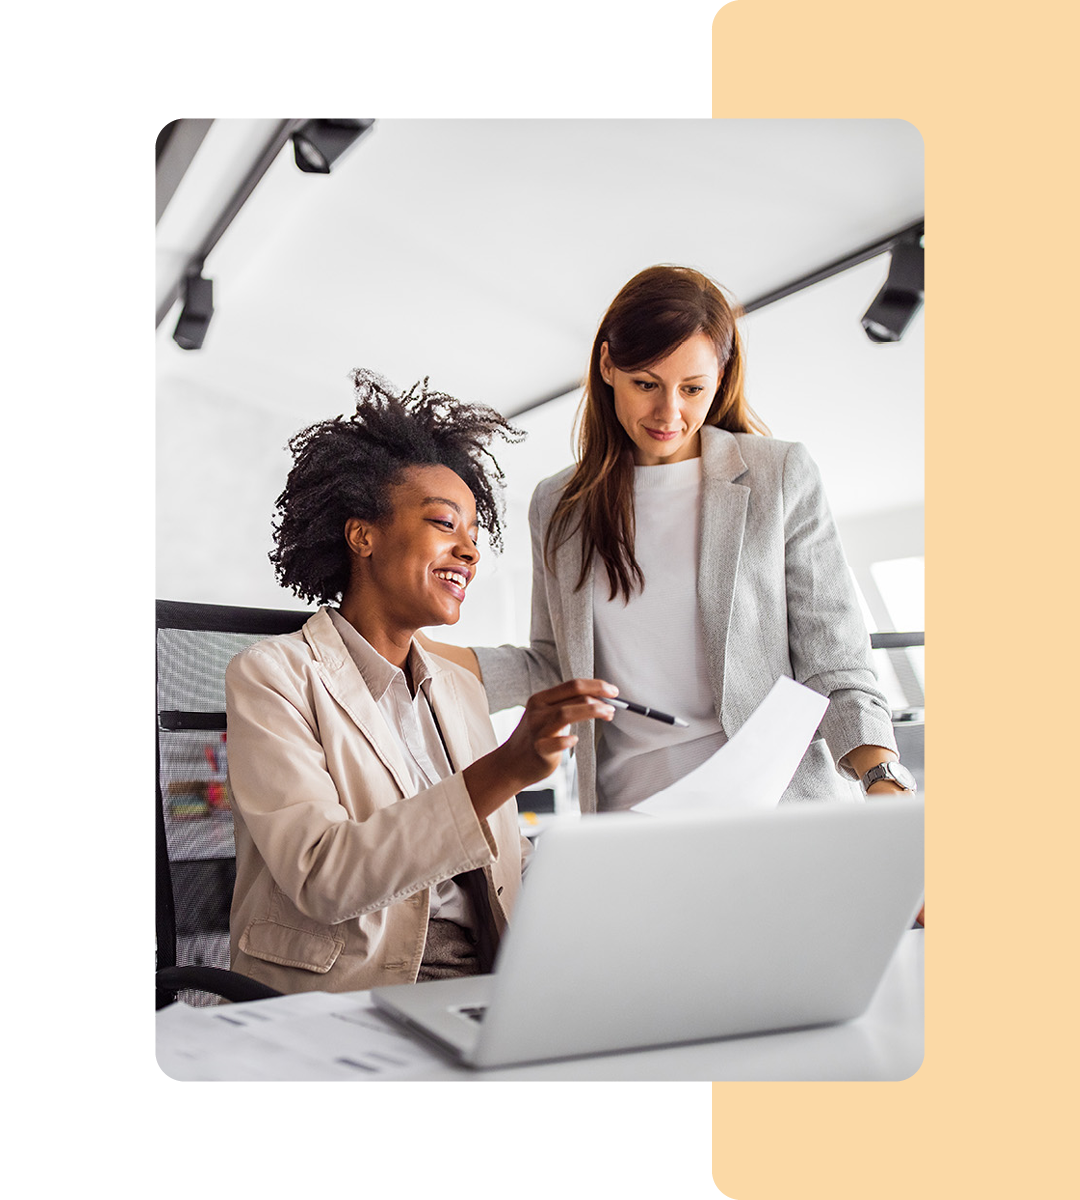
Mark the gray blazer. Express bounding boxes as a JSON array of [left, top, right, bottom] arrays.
[[474, 426, 897, 813]]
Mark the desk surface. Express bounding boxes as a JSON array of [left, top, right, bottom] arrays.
[[157, 929, 923, 1082]]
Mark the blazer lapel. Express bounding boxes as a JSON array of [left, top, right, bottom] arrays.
[[697, 428, 750, 712], [554, 524, 595, 678], [550, 510, 599, 811], [302, 610, 414, 796], [426, 669, 475, 773]]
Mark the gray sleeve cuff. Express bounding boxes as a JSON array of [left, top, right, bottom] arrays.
[[473, 644, 561, 712]]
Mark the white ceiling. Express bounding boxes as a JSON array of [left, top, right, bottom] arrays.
[[156, 118, 924, 611], [157, 118, 923, 413]]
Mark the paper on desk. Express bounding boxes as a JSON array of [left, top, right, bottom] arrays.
[[632, 676, 828, 815], [156, 991, 448, 1081]]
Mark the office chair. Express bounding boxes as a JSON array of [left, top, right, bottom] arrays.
[[156, 599, 312, 1009]]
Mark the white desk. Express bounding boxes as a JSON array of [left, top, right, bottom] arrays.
[[157, 929, 922, 1082]]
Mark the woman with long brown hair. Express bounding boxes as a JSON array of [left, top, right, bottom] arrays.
[[424, 265, 916, 815]]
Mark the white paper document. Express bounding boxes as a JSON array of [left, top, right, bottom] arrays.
[[632, 676, 829, 815], [157, 990, 450, 1081]]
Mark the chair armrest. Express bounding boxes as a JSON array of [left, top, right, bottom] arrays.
[[156, 965, 283, 1008]]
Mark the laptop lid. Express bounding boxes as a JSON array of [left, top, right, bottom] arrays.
[[374, 798, 924, 1069]]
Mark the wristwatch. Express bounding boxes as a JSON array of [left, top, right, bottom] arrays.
[[860, 761, 917, 794]]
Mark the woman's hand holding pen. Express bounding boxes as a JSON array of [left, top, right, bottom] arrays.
[[463, 679, 618, 819]]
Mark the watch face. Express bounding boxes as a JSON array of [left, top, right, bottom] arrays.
[[888, 762, 917, 790]]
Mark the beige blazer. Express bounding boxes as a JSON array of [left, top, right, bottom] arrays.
[[226, 608, 525, 995], [474, 427, 898, 812]]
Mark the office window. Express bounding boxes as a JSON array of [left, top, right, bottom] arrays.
[[871, 554, 924, 694], [858, 554, 924, 716], [871, 555, 925, 635]]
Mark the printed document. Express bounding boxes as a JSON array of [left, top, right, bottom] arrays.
[[633, 676, 829, 815]]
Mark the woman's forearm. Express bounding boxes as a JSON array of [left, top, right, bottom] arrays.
[[840, 743, 898, 779], [839, 744, 914, 795]]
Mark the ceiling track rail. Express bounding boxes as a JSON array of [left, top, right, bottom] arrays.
[[741, 218, 924, 313], [505, 217, 925, 419], [155, 119, 305, 329]]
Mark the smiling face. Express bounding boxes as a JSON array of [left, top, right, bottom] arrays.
[[343, 463, 480, 650], [601, 331, 721, 466]]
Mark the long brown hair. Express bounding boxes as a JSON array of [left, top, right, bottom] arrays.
[[546, 264, 769, 602]]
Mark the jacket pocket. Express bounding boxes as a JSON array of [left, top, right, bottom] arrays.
[[239, 919, 344, 974]]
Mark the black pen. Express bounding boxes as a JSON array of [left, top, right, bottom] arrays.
[[607, 697, 689, 728]]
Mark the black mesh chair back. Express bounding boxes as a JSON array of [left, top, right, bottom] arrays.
[[156, 600, 312, 1008]]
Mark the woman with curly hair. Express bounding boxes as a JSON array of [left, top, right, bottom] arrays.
[[226, 369, 618, 995]]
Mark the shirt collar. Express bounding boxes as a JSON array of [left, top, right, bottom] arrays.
[[327, 608, 434, 702]]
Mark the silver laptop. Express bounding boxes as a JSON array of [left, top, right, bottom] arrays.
[[371, 797, 924, 1069]]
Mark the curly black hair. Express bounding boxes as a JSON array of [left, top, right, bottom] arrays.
[[269, 368, 525, 606]]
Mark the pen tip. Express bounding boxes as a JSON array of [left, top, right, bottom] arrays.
[[674, 718, 689, 728]]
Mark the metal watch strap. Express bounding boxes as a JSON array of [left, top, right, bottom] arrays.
[[860, 761, 917, 793]]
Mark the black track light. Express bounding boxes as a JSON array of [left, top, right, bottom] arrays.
[[291, 119, 374, 174], [862, 234, 924, 343], [173, 273, 214, 350]]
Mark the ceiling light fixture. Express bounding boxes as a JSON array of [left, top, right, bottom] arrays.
[[158, 119, 379, 348], [291, 119, 374, 174], [861, 233, 924, 343], [173, 272, 214, 350]]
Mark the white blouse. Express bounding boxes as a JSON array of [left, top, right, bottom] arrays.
[[592, 456, 727, 810]]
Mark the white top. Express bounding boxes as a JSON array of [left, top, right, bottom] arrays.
[[592, 456, 726, 810], [328, 608, 472, 928]]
